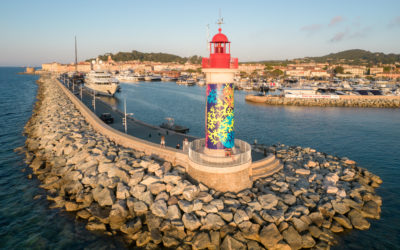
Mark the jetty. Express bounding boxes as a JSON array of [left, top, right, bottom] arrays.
[[23, 74, 383, 249], [245, 95, 400, 108]]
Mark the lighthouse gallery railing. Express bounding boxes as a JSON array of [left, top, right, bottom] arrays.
[[188, 138, 251, 167]]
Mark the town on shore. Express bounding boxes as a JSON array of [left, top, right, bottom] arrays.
[[24, 49, 400, 98]]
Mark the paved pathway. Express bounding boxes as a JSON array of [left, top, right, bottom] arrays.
[[61, 79, 264, 160]]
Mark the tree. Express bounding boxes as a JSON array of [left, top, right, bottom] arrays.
[[383, 66, 391, 72], [333, 66, 344, 74], [271, 69, 283, 77]]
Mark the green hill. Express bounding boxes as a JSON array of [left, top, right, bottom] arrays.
[[87, 50, 202, 64], [303, 49, 400, 65]]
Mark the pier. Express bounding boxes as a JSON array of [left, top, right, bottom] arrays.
[[23, 73, 383, 249], [245, 95, 400, 108]]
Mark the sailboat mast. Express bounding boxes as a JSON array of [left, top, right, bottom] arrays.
[[74, 36, 78, 72]]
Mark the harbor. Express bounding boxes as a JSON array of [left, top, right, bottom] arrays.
[[23, 73, 383, 249], [2, 1, 400, 249]]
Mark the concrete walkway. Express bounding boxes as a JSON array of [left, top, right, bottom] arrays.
[[61, 80, 264, 161]]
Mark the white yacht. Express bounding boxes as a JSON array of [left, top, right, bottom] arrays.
[[116, 71, 140, 83], [84, 71, 120, 96], [144, 74, 162, 81]]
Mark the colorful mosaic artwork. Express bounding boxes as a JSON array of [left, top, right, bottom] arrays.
[[206, 83, 234, 149]]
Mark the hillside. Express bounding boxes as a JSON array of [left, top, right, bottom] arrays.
[[303, 49, 400, 65], [87, 50, 202, 64]]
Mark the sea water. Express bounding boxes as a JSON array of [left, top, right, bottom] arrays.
[[0, 70, 399, 248]]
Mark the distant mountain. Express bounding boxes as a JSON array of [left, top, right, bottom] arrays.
[[87, 50, 202, 64], [303, 49, 400, 65]]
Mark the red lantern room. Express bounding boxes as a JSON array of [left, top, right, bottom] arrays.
[[202, 28, 238, 69]]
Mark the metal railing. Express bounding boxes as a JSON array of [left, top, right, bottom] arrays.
[[188, 138, 251, 167]]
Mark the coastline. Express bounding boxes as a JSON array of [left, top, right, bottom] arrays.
[[245, 95, 400, 108], [23, 74, 383, 249]]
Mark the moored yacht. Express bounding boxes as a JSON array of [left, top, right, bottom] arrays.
[[116, 71, 140, 83], [84, 71, 120, 96], [144, 74, 162, 81]]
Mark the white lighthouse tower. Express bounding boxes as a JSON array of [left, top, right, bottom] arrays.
[[187, 20, 253, 192]]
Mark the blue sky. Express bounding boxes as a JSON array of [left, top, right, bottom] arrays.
[[1, 0, 400, 66]]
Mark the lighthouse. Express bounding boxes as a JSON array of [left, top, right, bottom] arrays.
[[202, 24, 239, 155], [187, 20, 253, 192]]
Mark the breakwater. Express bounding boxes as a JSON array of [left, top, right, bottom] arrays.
[[245, 95, 400, 108], [24, 75, 383, 249]]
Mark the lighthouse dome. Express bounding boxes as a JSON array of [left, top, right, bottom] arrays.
[[211, 29, 229, 43]]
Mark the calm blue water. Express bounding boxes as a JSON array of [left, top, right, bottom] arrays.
[[0, 69, 399, 249], [114, 82, 400, 249], [0, 68, 123, 249]]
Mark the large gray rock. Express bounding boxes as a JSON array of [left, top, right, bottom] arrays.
[[192, 232, 211, 250], [202, 213, 226, 230], [234, 209, 249, 225], [282, 194, 296, 205], [86, 221, 106, 231], [92, 186, 115, 207], [203, 204, 218, 213], [308, 211, 324, 227], [163, 173, 181, 185], [348, 209, 370, 230], [178, 199, 193, 213], [150, 182, 166, 195], [182, 185, 199, 201], [128, 170, 144, 186], [150, 199, 168, 218], [361, 200, 380, 219], [282, 226, 302, 250], [301, 233, 316, 248], [133, 200, 148, 215], [162, 236, 180, 248], [130, 184, 146, 198], [107, 166, 130, 183], [136, 231, 151, 247], [116, 182, 130, 199], [120, 218, 142, 235], [109, 200, 129, 230], [221, 235, 246, 250], [259, 223, 282, 249], [291, 217, 309, 232], [167, 204, 181, 220], [331, 200, 350, 215], [140, 175, 161, 186], [258, 194, 278, 209], [333, 214, 353, 229], [219, 210, 233, 222], [182, 213, 201, 231]]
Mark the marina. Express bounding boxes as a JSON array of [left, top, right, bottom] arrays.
[[2, 0, 400, 248]]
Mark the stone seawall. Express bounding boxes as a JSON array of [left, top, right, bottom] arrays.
[[23, 75, 383, 249], [245, 95, 400, 108]]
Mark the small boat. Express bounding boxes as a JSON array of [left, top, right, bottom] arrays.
[[144, 74, 162, 81], [176, 76, 196, 86], [116, 71, 140, 83], [160, 117, 189, 134]]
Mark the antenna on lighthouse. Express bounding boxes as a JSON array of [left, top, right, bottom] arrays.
[[217, 9, 224, 31]]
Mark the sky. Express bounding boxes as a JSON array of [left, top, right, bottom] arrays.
[[1, 0, 400, 66]]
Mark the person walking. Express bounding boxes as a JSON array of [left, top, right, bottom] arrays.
[[182, 138, 189, 152], [160, 135, 165, 148]]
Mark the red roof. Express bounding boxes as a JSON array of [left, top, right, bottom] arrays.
[[211, 28, 229, 43]]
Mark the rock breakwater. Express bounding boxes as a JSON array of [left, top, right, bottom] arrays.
[[24, 75, 383, 249], [246, 95, 400, 108]]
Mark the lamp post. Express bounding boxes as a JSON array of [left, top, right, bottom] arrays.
[[92, 90, 96, 112], [123, 97, 134, 134]]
